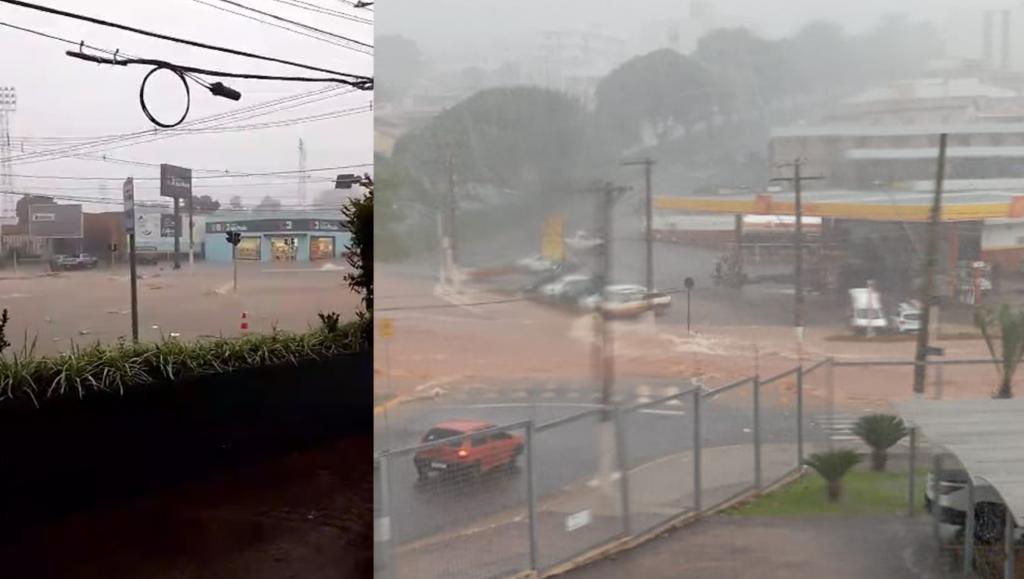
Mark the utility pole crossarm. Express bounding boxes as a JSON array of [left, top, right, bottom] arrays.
[[770, 159, 826, 348]]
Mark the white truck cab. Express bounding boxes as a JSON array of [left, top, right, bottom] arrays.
[[849, 286, 887, 334]]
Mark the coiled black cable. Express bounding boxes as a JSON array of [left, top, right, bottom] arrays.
[[139, 65, 192, 128]]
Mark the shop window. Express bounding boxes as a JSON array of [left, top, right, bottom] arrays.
[[236, 237, 261, 260], [310, 236, 335, 260], [269, 236, 298, 261]]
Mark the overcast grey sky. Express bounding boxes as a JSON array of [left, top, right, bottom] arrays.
[[379, 0, 1020, 68], [0, 0, 373, 210]]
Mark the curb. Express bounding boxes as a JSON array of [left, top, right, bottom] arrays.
[[374, 394, 403, 415]]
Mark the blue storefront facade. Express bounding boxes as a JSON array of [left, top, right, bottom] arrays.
[[205, 214, 350, 264]]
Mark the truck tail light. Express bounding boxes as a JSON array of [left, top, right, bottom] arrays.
[[457, 448, 469, 459]]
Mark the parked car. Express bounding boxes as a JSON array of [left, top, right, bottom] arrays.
[[579, 284, 672, 317], [413, 420, 525, 482], [925, 455, 1021, 544], [565, 230, 603, 252], [537, 274, 594, 302], [891, 301, 922, 334], [517, 255, 556, 273], [49, 253, 99, 271]]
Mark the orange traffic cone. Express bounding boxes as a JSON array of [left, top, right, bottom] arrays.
[[240, 311, 249, 332]]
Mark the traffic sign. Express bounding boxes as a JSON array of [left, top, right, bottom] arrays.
[[123, 178, 135, 233]]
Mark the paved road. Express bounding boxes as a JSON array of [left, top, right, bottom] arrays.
[[376, 381, 836, 546]]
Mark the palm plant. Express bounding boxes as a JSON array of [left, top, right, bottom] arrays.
[[804, 449, 861, 502], [974, 304, 1024, 399], [853, 414, 907, 472]]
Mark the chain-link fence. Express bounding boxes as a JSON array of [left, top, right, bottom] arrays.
[[376, 357, 976, 579]]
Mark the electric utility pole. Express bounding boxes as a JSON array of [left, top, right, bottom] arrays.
[[621, 158, 656, 293], [771, 159, 823, 349], [913, 133, 948, 395], [440, 145, 458, 291], [591, 181, 629, 487]]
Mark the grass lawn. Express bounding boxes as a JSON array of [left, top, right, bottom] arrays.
[[730, 466, 928, 517]]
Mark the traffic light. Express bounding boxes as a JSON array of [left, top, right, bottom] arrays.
[[335, 173, 359, 189], [225, 231, 242, 246]]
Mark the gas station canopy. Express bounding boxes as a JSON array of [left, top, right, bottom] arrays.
[[656, 190, 1024, 222]]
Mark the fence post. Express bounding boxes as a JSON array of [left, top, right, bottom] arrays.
[[614, 405, 632, 536], [907, 426, 916, 517], [375, 454, 395, 579], [693, 388, 702, 514], [796, 364, 804, 468], [826, 357, 835, 451], [1006, 507, 1015, 579], [965, 476, 976, 574], [932, 454, 942, 546], [525, 421, 539, 572], [753, 374, 762, 491]]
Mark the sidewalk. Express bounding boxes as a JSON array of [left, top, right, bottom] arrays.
[[563, 515, 948, 579], [385, 442, 801, 579]]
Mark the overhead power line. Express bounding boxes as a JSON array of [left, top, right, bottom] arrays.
[[201, 0, 372, 54], [0, 0, 372, 80], [6, 87, 354, 165], [191, 0, 369, 54], [266, 0, 372, 25], [5, 163, 372, 181]]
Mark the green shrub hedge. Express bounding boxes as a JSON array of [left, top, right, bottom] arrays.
[[0, 318, 368, 409]]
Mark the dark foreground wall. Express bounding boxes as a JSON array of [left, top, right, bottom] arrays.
[[0, 352, 370, 535]]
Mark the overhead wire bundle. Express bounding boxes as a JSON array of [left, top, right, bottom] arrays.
[[0, 0, 373, 127]]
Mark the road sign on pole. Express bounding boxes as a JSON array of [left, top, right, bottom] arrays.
[[123, 177, 139, 343]]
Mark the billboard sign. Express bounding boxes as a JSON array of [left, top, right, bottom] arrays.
[[160, 214, 180, 238], [123, 178, 135, 233], [160, 164, 192, 199], [28, 204, 83, 238], [205, 218, 347, 234]]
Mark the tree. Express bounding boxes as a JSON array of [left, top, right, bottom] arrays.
[[804, 449, 861, 502], [975, 304, 1024, 398], [377, 35, 423, 104], [342, 175, 373, 313], [255, 196, 282, 210], [228, 195, 243, 210], [694, 27, 789, 110], [191, 194, 221, 213], [391, 86, 595, 196], [853, 414, 907, 471], [594, 49, 728, 148]]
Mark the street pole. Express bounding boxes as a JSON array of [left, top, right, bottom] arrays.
[[771, 160, 823, 352], [914, 133, 947, 395], [444, 147, 458, 292], [128, 230, 139, 343], [172, 196, 181, 270], [188, 194, 194, 273], [592, 181, 628, 487], [621, 158, 655, 293], [232, 242, 238, 293]]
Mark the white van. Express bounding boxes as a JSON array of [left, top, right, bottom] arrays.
[[849, 287, 887, 334]]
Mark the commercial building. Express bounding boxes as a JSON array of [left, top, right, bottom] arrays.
[[204, 213, 349, 264]]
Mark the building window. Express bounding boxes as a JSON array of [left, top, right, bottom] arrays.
[[236, 236, 261, 260], [310, 236, 335, 260], [269, 236, 298, 261]]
